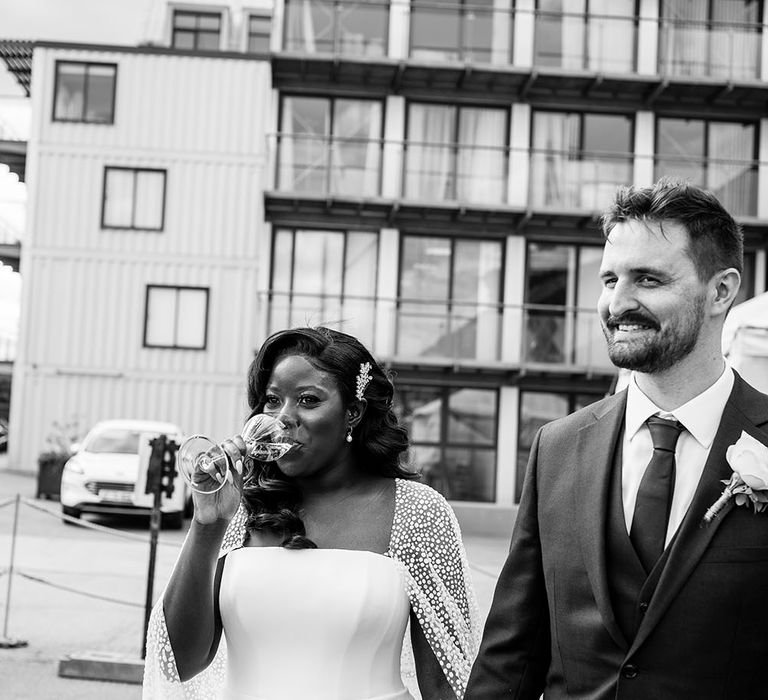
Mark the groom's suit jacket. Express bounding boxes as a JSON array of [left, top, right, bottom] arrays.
[[465, 372, 768, 700]]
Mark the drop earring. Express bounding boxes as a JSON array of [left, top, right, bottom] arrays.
[[345, 426, 353, 443]]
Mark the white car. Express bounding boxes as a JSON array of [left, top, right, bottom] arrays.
[[60, 419, 189, 529]]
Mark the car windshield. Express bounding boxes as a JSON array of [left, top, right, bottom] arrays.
[[85, 429, 143, 454]]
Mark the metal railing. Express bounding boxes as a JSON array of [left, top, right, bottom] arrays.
[[272, 135, 761, 216], [275, 132, 383, 197], [262, 290, 614, 372], [658, 17, 762, 80], [278, 2, 765, 80], [283, 0, 389, 57]]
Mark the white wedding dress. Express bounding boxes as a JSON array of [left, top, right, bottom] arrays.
[[143, 479, 480, 700], [219, 547, 413, 700]]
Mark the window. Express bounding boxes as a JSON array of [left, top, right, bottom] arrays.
[[530, 110, 633, 209], [410, 0, 498, 63], [655, 117, 757, 217], [534, 0, 636, 72], [247, 13, 272, 52], [395, 384, 498, 502], [517, 391, 601, 500], [278, 96, 383, 196], [172, 10, 222, 50], [102, 167, 166, 230], [284, 0, 388, 56], [53, 61, 117, 124], [659, 0, 762, 79], [144, 285, 209, 350], [404, 102, 508, 204], [397, 235, 503, 361], [524, 241, 611, 368], [269, 228, 379, 344]]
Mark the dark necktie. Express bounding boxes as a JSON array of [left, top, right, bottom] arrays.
[[630, 416, 684, 573]]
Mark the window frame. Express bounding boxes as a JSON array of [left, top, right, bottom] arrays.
[[396, 382, 500, 503], [246, 12, 272, 53], [101, 166, 168, 232], [143, 284, 210, 350], [395, 232, 506, 361], [267, 226, 381, 341], [52, 60, 118, 125], [409, 0, 499, 63], [402, 99, 511, 202], [171, 9, 223, 50], [653, 115, 759, 217], [276, 93, 385, 196]]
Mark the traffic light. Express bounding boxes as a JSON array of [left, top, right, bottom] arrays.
[[145, 434, 179, 499]]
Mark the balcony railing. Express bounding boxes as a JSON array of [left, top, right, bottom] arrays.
[[402, 138, 508, 204], [283, 0, 389, 57], [278, 2, 763, 81], [276, 133, 383, 197], [273, 135, 761, 216], [263, 290, 614, 372], [409, 0, 506, 65], [533, 9, 637, 73], [529, 149, 634, 210], [658, 17, 761, 80], [654, 153, 758, 218]]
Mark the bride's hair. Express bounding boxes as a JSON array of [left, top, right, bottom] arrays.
[[241, 326, 417, 548]]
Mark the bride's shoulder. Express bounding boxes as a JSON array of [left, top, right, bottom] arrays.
[[394, 478, 456, 529]]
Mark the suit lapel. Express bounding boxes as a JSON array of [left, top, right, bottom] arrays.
[[576, 391, 628, 650], [629, 374, 768, 654]]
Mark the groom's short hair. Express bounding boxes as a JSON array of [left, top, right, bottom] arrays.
[[600, 177, 744, 282]]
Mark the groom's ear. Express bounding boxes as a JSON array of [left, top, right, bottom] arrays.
[[710, 268, 741, 318]]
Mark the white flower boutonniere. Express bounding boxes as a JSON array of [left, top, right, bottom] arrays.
[[703, 431, 768, 524]]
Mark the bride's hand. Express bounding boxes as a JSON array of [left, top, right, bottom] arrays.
[[191, 435, 246, 525]]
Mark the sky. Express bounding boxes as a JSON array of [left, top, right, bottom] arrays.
[[0, 0, 155, 344]]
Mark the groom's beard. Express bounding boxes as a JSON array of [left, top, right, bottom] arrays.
[[600, 292, 706, 374]]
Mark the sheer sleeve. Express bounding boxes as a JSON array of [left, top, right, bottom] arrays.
[[142, 507, 248, 700], [144, 482, 480, 699], [390, 479, 481, 699]]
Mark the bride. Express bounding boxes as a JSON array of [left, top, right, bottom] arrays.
[[143, 327, 480, 700]]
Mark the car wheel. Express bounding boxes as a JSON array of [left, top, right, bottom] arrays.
[[162, 511, 184, 530], [62, 506, 81, 525]]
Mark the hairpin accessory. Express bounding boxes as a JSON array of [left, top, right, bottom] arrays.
[[355, 362, 372, 401]]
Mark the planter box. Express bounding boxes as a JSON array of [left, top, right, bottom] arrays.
[[36, 454, 68, 500]]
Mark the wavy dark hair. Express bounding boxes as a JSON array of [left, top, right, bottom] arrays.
[[240, 326, 416, 548]]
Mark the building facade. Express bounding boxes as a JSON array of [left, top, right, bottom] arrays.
[[7, 0, 768, 532]]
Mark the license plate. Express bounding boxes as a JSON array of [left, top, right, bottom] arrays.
[[99, 490, 133, 503]]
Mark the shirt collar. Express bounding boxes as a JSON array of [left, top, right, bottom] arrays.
[[625, 363, 734, 448]]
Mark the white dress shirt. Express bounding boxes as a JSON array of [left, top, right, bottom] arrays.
[[622, 363, 735, 545]]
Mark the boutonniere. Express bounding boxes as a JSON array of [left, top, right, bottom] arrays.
[[703, 431, 768, 524]]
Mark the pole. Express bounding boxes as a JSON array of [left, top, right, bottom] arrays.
[[141, 478, 163, 659], [142, 487, 162, 659], [1, 494, 28, 648]]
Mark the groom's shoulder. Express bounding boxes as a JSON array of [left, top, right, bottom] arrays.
[[540, 390, 625, 438]]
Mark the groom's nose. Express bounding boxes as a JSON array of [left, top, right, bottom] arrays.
[[605, 278, 640, 318]]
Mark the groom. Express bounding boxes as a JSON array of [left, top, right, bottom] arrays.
[[465, 179, 768, 699]]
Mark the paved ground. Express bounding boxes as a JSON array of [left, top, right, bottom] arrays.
[[0, 455, 511, 699]]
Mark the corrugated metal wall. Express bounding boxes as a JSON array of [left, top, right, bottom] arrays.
[[9, 47, 273, 470]]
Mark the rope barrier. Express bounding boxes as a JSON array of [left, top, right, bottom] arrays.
[[19, 497, 183, 548], [0, 495, 18, 509], [0, 491, 186, 647], [14, 569, 142, 608]]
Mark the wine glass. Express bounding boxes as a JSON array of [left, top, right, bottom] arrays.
[[177, 414, 293, 494]]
